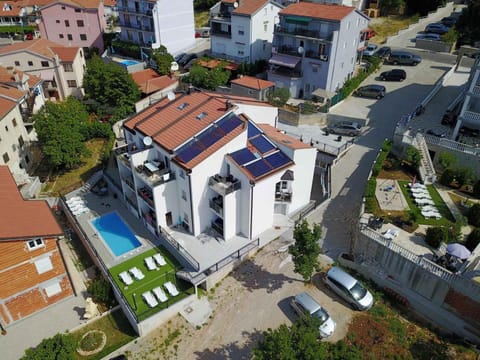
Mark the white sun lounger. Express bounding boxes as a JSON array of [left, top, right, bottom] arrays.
[[129, 267, 145, 280], [408, 183, 426, 189], [415, 198, 435, 206], [68, 203, 84, 211], [384, 228, 400, 240], [421, 205, 438, 212], [119, 271, 133, 286], [153, 253, 166, 266], [73, 207, 89, 216], [421, 210, 442, 219], [164, 281, 179, 296], [66, 196, 81, 203], [412, 193, 431, 200], [142, 291, 158, 308], [144, 256, 158, 271], [410, 188, 429, 194], [152, 286, 168, 303]]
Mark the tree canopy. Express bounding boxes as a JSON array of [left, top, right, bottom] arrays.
[[151, 45, 174, 76], [267, 87, 290, 107], [83, 54, 141, 121], [455, 0, 480, 46], [21, 333, 76, 360], [182, 63, 230, 90], [289, 220, 322, 282]]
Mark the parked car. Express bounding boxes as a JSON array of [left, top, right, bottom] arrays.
[[415, 32, 441, 41], [368, 216, 384, 230], [327, 122, 362, 136], [354, 84, 386, 99], [174, 52, 187, 63], [425, 22, 450, 35], [379, 69, 406, 81], [290, 292, 336, 338], [363, 43, 378, 57], [441, 16, 457, 27], [426, 129, 447, 138], [363, 28, 376, 40], [375, 46, 391, 59], [179, 53, 198, 66], [324, 267, 374, 311], [460, 126, 480, 137], [386, 51, 422, 66]]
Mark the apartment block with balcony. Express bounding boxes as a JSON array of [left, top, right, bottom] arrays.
[[210, 0, 283, 64], [114, 90, 316, 284], [268, 2, 369, 99], [118, 0, 194, 55]]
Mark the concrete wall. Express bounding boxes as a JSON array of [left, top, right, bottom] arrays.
[[416, 39, 453, 53]]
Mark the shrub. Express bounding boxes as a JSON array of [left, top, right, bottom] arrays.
[[425, 227, 447, 248], [454, 166, 475, 188], [439, 168, 455, 186], [87, 278, 115, 307], [21, 333, 75, 360], [467, 204, 480, 227], [365, 178, 377, 198], [474, 179, 480, 199], [299, 101, 318, 114], [466, 228, 480, 252]]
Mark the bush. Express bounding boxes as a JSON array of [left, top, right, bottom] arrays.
[[299, 101, 318, 114], [111, 40, 141, 59], [22, 333, 76, 360], [439, 168, 455, 186], [473, 179, 480, 199], [87, 278, 115, 307], [339, 56, 382, 98], [467, 204, 480, 227], [466, 228, 480, 252], [425, 227, 447, 248]]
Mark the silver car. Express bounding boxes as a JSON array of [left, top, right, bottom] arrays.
[[290, 292, 336, 337], [327, 122, 362, 136]]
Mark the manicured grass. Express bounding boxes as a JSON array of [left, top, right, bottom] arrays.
[[109, 247, 194, 321], [398, 180, 455, 226], [369, 14, 419, 44], [194, 10, 210, 28], [72, 310, 137, 360]]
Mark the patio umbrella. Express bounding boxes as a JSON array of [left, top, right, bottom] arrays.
[[446, 243, 471, 260]]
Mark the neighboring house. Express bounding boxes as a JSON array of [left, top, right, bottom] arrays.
[[0, 166, 73, 328], [0, 39, 86, 100], [0, 1, 25, 26], [117, 0, 195, 54], [268, 2, 369, 98], [131, 68, 178, 112], [38, 0, 107, 52], [308, 0, 368, 10], [103, 0, 118, 28], [210, 0, 283, 63], [114, 89, 316, 282], [231, 75, 274, 101]]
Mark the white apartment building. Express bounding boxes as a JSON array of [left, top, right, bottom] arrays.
[[210, 0, 283, 63], [114, 90, 317, 282]]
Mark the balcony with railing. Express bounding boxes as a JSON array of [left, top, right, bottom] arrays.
[[138, 187, 154, 208], [268, 66, 302, 78], [135, 160, 175, 187], [463, 110, 480, 123], [209, 195, 223, 217], [275, 191, 292, 203], [142, 209, 157, 228], [211, 217, 224, 237], [117, 5, 152, 16], [121, 175, 135, 190], [121, 21, 152, 32], [274, 24, 333, 42], [125, 194, 138, 210], [208, 174, 241, 195]]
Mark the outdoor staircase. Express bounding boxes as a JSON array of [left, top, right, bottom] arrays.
[[415, 133, 436, 184], [81, 170, 103, 193]]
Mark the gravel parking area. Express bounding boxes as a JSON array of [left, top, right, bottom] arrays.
[[126, 237, 355, 359]]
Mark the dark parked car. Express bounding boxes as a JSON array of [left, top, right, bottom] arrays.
[[379, 69, 406, 81], [441, 16, 457, 27], [368, 216, 384, 230], [354, 84, 386, 99], [426, 129, 447, 138], [178, 53, 197, 66], [460, 126, 480, 137], [386, 51, 422, 66], [375, 46, 391, 59], [415, 32, 441, 41], [174, 52, 186, 63], [425, 22, 450, 35]]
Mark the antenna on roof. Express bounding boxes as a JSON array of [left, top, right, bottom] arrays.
[[170, 61, 179, 72], [167, 91, 175, 101]]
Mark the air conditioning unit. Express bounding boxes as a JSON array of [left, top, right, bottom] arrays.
[[319, 55, 328, 61]]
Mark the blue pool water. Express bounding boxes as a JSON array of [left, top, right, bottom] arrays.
[[121, 60, 139, 66], [92, 212, 141, 257]]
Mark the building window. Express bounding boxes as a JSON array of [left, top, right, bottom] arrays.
[[67, 34, 73, 40], [59, 34, 64, 39], [61, 5, 65, 9], [44, 281, 62, 297], [183, 213, 189, 224], [25, 155, 29, 163], [75, 8, 81, 13], [248, 89, 254, 95], [238, 26, 244, 35], [34, 256, 53, 274], [4, 125, 8, 132], [179, 170, 185, 179], [12, 118, 17, 127], [56, 20, 60, 23], [18, 136, 24, 147], [65, 20, 70, 27], [41, 61, 49, 67], [264, 23, 268, 32], [67, 80, 77, 88], [312, 66, 318, 73], [238, 50, 244, 56], [77, 20, 84, 27], [80, 50, 83, 58], [63, 63, 73, 72], [181, 190, 186, 201], [343, 42, 346, 49], [27, 238, 44, 250], [14, 61, 20, 66], [2, 152, 9, 163], [28, 60, 33, 66], [80, 34, 87, 41]]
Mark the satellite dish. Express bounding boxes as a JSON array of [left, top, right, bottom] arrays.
[[170, 61, 179, 71], [298, 46, 304, 55], [233, 1, 238, 8], [167, 91, 175, 101], [143, 136, 153, 146]]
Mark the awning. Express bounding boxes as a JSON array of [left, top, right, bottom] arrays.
[[39, 69, 54, 81], [269, 54, 300, 69], [285, 16, 311, 24]]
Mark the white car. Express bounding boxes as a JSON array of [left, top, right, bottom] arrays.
[[363, 44, 378, 57]]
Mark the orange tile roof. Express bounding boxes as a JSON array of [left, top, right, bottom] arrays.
[[233, 0, 269, 16], [0, 96, 17, 118], [0, 84, 26, 101], [258, 124, 312, 150], [280, 2, 355, 21], [131, 69, 177, 95], [197, 58, 239, 71], [0, 166, 63, 240], [42, 0, 101, 9], [0, 1, 23, 16], [103, 0, 115, 6], [0, 66, 42, 88], [0, 39, 80, 62], [231, 75, 275, 90], [22, 0, 54, 6]]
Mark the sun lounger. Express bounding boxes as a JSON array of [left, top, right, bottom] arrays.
[[164, 281, 179, 296], [119, 271, 133, 286], [421, 210, 442, 219], [142, 291, 158, 308], [145, 256, 158, 271], [152, 286, 168, 303], [412, 193, 431, 200], [73, 207, 89, 216], [66, 196, 81, 204], [153, 253, 166, 266], [129, 267, 145, 280], [384, 228, 399, 240], [421, 205, 438, 212], [414, 198, 435, 206], [410, 188, 429, 194], [408, 183, 426, 189]]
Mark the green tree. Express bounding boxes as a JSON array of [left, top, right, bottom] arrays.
[[425, 227, 447, 248], [404, 145, 422, 169], [379, 0, 405, 16], [455, 0, 480, 46], [33, 97, 91, 169], [87, 278, 115, 307], [151, 45, 174, 75], [437, 151, 456, 170], [440, 168, 455, 186], [466, 228, 480, 252], [467, 204, 480, 227], [405, 0, 446, 16], [289, 220, 322, 282], [267, 87, 290, 107], [454, 167, 475, 188], [473, 179, 480, 198], [83, 54, 141, 121], [441, 26, 458, 46], [21, 333, 76, 360], [182, 63, 230, 90]]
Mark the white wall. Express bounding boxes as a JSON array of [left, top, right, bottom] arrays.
[[289, 148, 317, 214], [251, 174, 280, 238], [249, 2, 281, 62], [235, 103, 277, 127]]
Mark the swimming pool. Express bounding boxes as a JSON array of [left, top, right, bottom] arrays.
[[92, 212, 141, 257], [121, 60, 139, 66]]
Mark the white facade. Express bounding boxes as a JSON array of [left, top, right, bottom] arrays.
[[210, 0, 282, 63], [308, 0, 368, 10]]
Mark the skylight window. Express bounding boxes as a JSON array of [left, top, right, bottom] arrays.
[[196, 112, 207, 120], [177, 102, 189, 110]]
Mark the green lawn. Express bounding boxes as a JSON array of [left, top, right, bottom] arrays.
[[109, 247, 194, 321], [398, 181, 455, 226]]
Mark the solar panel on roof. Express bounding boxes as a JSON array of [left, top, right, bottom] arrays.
[[245, 159, 272, 178], [265, 151, 291, 169], [250, 135, 275, 154], [197, 127, 224, 148], [248, 122, 262, 138], [177, 141, 204, 163], [219, 115, 243, 133], [231, 148, 256, 165]]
